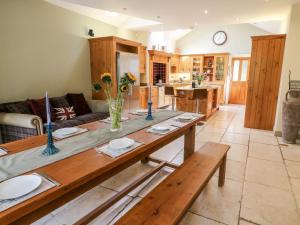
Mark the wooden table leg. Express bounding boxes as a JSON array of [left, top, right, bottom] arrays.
[[218, 154, 227, 187], [184, 125, 196, 160]]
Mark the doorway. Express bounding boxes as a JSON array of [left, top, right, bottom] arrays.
[[229, 57, 250, 104]]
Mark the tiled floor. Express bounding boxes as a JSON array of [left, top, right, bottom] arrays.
[[34, 105, 300, 225]]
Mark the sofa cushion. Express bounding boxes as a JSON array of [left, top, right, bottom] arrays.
[[27, 98, 55, 123], [6, 101, 32, 114], [66, 93, 91, 116], [75, 112, 109, 123], [50, 96, 70, 108], [53, 106, 76, 121], [52, 119, 83, 130]]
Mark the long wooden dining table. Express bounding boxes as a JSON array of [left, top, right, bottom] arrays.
[[0, 112, 204, 225]]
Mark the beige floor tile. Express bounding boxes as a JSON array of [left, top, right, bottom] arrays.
[[190, 177, 243, 225], [241, 203, 300, 225], [215, 159, 246, 182], [101, 162, 153, 192], [290, 178, 300, 207], [251, 129, 275, 136], [285, 160, 300, 179], [243, 181, 297, 211], [246, 158, 290, 190], [221, 133, 249, 145], [51, 186, 130, 224], [239, 220, 257, 225], [221, 142, 248, 163], [179, 212, 224, 225], [227, 125, 250, 135], [206, 120, 231, 129], [197, 132, 223, 143], [151, 137, 183, 162], [200, 126, 227, 135], [249, 142, 282, 162], [281, 146, 300, 161], [250, 133, 278, 145]]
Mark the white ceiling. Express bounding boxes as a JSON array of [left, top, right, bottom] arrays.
[[57, 0, 299, 32]]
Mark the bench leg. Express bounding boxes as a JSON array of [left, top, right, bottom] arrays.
[[218, 154, 227, 187], [184, 125, 196, 160]]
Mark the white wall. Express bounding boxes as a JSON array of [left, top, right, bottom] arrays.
[[176, 23, 270, 55], [274, 4, 300, 133], [0, 0, 143, 103]]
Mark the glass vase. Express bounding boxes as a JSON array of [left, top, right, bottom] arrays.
[[109, 99, 123, 132]]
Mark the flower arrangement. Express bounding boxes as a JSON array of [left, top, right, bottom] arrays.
[[100, 72, 136, 131], [194, 73, 207, 85]]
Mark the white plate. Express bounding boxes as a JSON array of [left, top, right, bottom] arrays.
[[0, 175, 42, 200], [151, 125, 170, 131], [178, 115, 194, 121], [109, 138, 135, 150], [53, 127, 79, 136]]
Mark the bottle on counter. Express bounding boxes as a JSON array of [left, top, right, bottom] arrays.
[[192, 80, 196, 88]]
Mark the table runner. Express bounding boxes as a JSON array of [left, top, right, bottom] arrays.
[[0, 110, 183, 182]]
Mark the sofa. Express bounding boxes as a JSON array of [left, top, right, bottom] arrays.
[[0, 93, 109, 144]]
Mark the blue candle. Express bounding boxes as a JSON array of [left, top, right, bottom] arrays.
[[45, 92, 51, 125]]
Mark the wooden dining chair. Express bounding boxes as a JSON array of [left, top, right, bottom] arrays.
[[189, 89, 204, 114]]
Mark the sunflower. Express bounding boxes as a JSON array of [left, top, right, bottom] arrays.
[[120, 84, 129, 93], [101, 73, 112, 84], [127, 72, 136, 83]]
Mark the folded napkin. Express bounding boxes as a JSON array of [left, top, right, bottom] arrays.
[[0, 147, 8, 157], [53, 128, 88, 140], [147, 124, 177, 135], [100, 117, 130, 124], [96, 141, 143, 158], [0, 173, 58, 212]]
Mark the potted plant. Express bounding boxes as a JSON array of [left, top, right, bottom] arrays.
[[100, 72, 136, 132], [195, 73, 207, 86]]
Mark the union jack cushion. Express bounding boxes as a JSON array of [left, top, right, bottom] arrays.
[[53, 106, 76, 121]]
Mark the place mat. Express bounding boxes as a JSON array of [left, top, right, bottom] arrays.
[[100, 117, 130, 124], [0, 173, 58, 212], [0, 148, 8, 157], [147, 124, 178, 135], [165, 112, 203, 128], [0, 110, 183, 182], [53, 128, 88, 140], [96, 141, 143, 158]]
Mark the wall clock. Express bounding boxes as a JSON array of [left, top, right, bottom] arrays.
[[213, 31, 227, 46]]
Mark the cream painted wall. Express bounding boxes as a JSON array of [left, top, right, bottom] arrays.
[[176, 23, 270, 55], [0, 0, 141, 103], [274, 4, 300, 133]]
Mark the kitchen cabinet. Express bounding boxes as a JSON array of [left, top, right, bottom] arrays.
[[179, 56, 193, 73]]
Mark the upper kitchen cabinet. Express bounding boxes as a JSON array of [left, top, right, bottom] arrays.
[[179, 56, 193, 73], [89, 36, 142, 100], [214, 54, 229, 82], [170, 54, 180, 73]]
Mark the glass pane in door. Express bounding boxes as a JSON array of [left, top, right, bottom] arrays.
[[241, 60, 248, 81], [232, 60, 240, 81], [215, 57, 225, 81]]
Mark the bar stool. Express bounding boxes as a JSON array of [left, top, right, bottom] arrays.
[[164, 86, 177, 111], [188, 89, 204, 114], [189, 89, 205, 126]]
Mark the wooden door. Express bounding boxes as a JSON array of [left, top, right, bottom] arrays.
[[244, 35, 286, 130], [229, 58, 250, 104]]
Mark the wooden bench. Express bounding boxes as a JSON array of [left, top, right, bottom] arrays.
[[114, 142, 230, 225]]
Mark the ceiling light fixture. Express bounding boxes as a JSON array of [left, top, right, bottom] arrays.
[[157, 16, 161, 19], [123, 7, 127, 11], [204, 10, 208, 15]]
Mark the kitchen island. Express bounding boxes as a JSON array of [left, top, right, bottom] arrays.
[[175, 85, 221, 118]]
